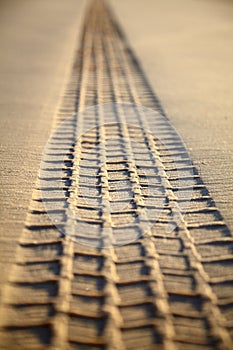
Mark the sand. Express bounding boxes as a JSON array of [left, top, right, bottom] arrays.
[[0, 0, 232, 293], [109, 0, 233, 231], [0, 0, 86, 290]]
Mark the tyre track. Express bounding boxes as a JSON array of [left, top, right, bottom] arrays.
[[0, 0, 233, 349]]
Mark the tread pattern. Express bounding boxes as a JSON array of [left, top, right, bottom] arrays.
[[0, 1, 233, 349]]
